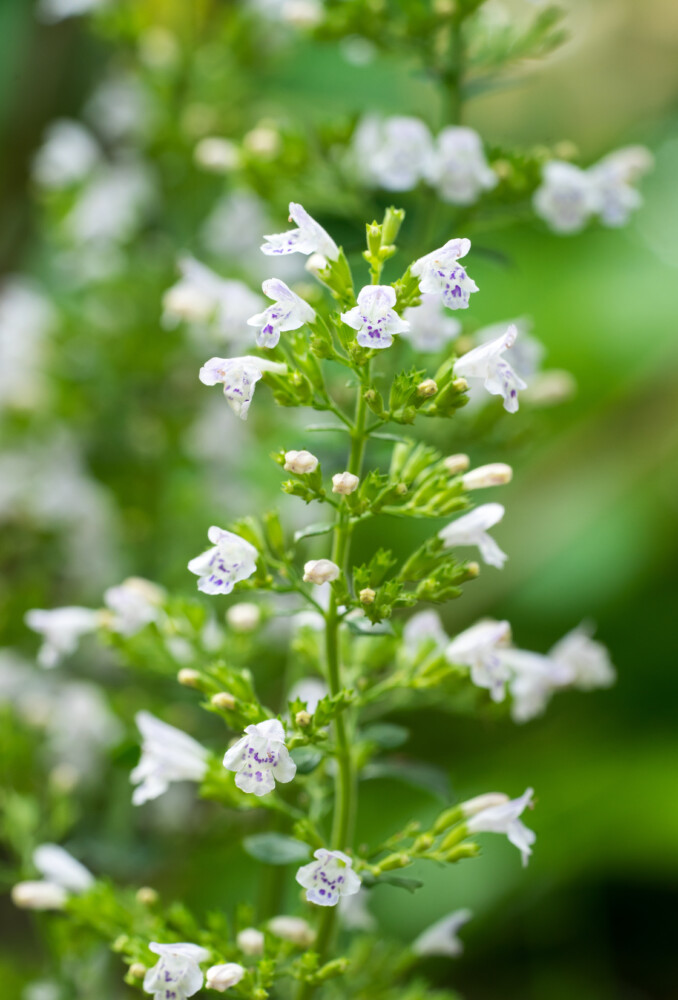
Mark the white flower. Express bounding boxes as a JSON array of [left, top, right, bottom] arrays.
[[143, 942, 210, 1000], [439, 504, 507, 568], [462, 463, 513, 490], [331, 471, 359, 494], [66, 160, 154, 246], [0, 277, 57, 411], [223, 718, 296, 796], [261, 202, 339, 261], [103, 577, 165, 636], [206, 963, 246, 992], [188, 525, 258, 596], [533, 161, 599, 234], [351, 115, 434, 191], [287, 677, 328, 713], [268, 915, 316, 946], [198, 355, 286, 420], [131, 711, 209, 806], [236, 928, 264, 956], [446, 620, 512, 701], [427, 127, 497, 205], [163, 257, 263, 341], [588, 146, 653, 228], [453, 324, 527, 413], [33, 844, 94, 894], [411, 238, 478, 310], [295, 848, 361, 906], [25, 607, 101, 669], [475, 318, 544, 380], [32, 119, 100, 189], [194, 137, 240, 173], [303, 559, 340, 585], [460, 793, 510, 818], [280, 0, 323, 29], [338, 888, 376, 931], [401, 294, 462, 352], [11, 881, 68, 911], [37, 0, 108, 22], [247, 278, 315, 348], [226, 603, 262, 632], [412, 909, 473, 957], [465, 787, 536, 866], [284, 450, 319, 474], [549, 624, 615, 691], [499, 647, 572, 722], [341, 285, 409, 350], [403, 610, 448, 652]]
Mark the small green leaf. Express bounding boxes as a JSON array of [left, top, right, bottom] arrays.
[[294, 522, 334, 543], [376, 875, 424, 893], [361, 723, 409, 749], [290, 746, 324, 774], [242, 833, 311, 865]]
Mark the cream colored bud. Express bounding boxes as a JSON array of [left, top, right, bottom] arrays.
[[416, 379, 438, 398], [492, 158, 512, 181], [163, 284, 213, 323], [237, 927, 265, 956], [305, 253, 328, 275], [178, 668, 201, 688], [331, 471, 359, 495], [243, 126, 281, 158], [49, 762, 80, 794], [211, 692, 236, 711], [359, 588, 376, 605], [462, 463, 513, 490], [451, 377, 468, 392], [524, 369, 577, 407], [467, 562, 480, 578], [553, 140, 579, 161], [444, 453, 470, 476], [460, 792, 510, 818], [281, 0, 323, 28], [268, 915, 317, 947], [284, 450, 319, 474], [194, 137, 240, 173], [129, 962, 147, 980], [206, 963, 246, 992], [138, 27, 179, 69], [12, 881, 67, 910], [295, 710, 312, 728], [303, 559, 340, 585], [135, 886, 158, 906], [226, 602, 261, 632]]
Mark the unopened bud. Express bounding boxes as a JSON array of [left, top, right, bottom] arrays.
[[416, 379, 438, 398], [467, 562, 480, 577], [382, 206, 406, 246], [553, 140, 579, 161], [243, 126, 280, 158], [413, 833, 434, 852], [237, 927, 265, 956], [295, 710, 312, 728], [377, 852, 410, 872], [129, 963, 147, 980], [226, 602, 261, 632], [460, 792, 510, 818], [178, 668, 201, 688], [451, 377, 468, 393], [268, 915, 316, 947], [135, 886, 159, 906], [462, 463, 513, 490], [305, 253, 328, 276], [284, 449, 319, 474], [492, 158, 512, 181], [359, 588, 376, 605], [332, 471, 359, 495], [194, 137, 240, 173], [12, 881, 67, 910], [444, 453, 470, 476], [316, 957, 350, 981], [211, 692, 236, 711], [524, 369, 576, 406], [395, 483, 408, 495], [303, 559, 340, 585], [281, 0, 323, 28], [206, 963, 246, 992]]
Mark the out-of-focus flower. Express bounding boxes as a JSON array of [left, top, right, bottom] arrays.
[[446, 619, 512, 701], [412, 908, 473, 957], [427, 127, 497, 205], [131, 711, 209, 806], [188, 526, 258, 596], [403, 610, 448, 652], [533, 161, 598, 234], [66, 160, 155, 246], [32, 119, 100, 189], [0, 277, 57, 411], [33, 844, 95, 894], [465, 787, 536, 866], [11, 881, 68, 911], [341, 285, 409, 350], [194, 137, 240, 173], [454, 324, 527, 413], [444, 454, 470, 476], [223, 719, 296, 795], [37, 0, 108, 23], [268, 915, 316, 946], [287, 677, 328, 713], [501, 647, 572, 722], [296, 849, 361, 906], [331, 471, 359, 494], [226, 603, 262, 632], [103, 577, 165, 636], [198, 355, 286, 419], [401, 294, 462, 352], [206, 964, 246, 992], [549, 624, 616, 690], [236, 928, 264, 956], [474, 318, 543, 381], [143, 943, 210, 1000], [411, 238, 478, 310], [351, 115, 433, 191], [262, 202, 339, 260], [588, 145, 653, 227], [439, 504, 507, 568], [338, 889, 376, 931], [247, 278, 315, 348], [85, 73, 156, 143], [303, 559, 340, 585], [163, 257, 263, 344], [25, 606, 102, 669]]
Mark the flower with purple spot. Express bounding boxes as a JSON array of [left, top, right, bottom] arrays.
[[188, 525, 258, 596], [411, 238, 478, 310], [453, 324, 526, 413], [340, 285, 409, 350], [295, 848, 361, 907], [247, 278, 315, 348], [198, 355, 286, 419], [223, 719, 296, 796], [143, 942, 210, 1000], [261, 202, 339, 260]]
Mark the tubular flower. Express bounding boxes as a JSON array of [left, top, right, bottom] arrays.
[[198, 355, 286, 420], [402, 293, 461, 352], [131, 711, 209, 806], [247, 278, 315, 348], [533, 161, 598, 234], [341, 285, 410, 350], [223, 719, 296, 796], [427, 126, 497, 205], [411, 238, 478, 310], [25, 606, 101, 669], [188, 526, 258, 596], [295, 849, 361, 907], [465, 787, 536, 867], [453, 324, 527, 413], [446, 620, 512, 702], [351, 115, 434, 191], [439, 504, 507, 568], [412, 909, 473, 957], [261, 202, 339, 260], [143, 943, 210, 1000]]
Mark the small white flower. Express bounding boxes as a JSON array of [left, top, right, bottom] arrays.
[[295, 848, 361, 906], [143, 942, 210, 1000], [588, 146, 653, 228], [401, 294, 462, 352], [533, 161, 598, 234], [454, 324, 527, 413], [25, 607, 101, 669], [351, 115, 434, 192], [428, 126, 497, 205], [549, 624, 615, 691], [465, 787, 536, 866], [280, 0, 323, 29], [206, 963, 246, 992], [338, 888, 376, 931], [412, 908, 473, 957], [236, 928, 264, 956], [460, 792, 510, 818], [32, 119, 100, 189], [284, 450, 319, 474], [403, 610, 448, 652], [131, 711, 209, 806], [188, 525, 258, 596], [331, 471, 359, 494], [303, 559, 340, 585], [223, 718, 296, 796], [474, 318, 544, 380], [499, 647, 572, 723], [247, 278, 315, 348], [37, 0, 108, 23], [287, 677, 328, 713], [66, 160, 154, 246], [261, 202, 339, 261], [341, 285, 409, 350], [198, 355, 287, 420], [268, 915, 316, 946], [11, 881, 68, 911], [103, 577, 165, 636], [411, 238, 478, 310], [0, 277, 57, 411], [194, 137, 240, 173], [33, 844, 94, 894], [462, 463, 513, 490], [163, 257, 263, 342], [226, 602, 261, 632], [439, 504, 507, 568], [446, 620, 512, 701]]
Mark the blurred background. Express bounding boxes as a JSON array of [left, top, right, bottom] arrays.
[[1, 1, 677, 998]]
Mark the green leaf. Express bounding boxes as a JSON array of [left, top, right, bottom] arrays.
[[361, 723, 410, 749], [290, 746, 324, 774], [376, 875, 424, 894], [242, 833, 311, 865], [361, 759, 452, 801], [294, 522, 334, 543]]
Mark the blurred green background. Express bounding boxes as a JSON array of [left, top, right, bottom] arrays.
[[1, 1, 677, 998]]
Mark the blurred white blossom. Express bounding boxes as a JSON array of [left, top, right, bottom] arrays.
[[352, 115, 434, 191], [163, 256, 263, 344], [439, 504, 507, 568], [427, 126, 497, 205], [533, 161, 599, 234], [412, 908, 473, 957], [446, 619, 512, 701], [402, 294, 461, 353], [0, 277, 57, 410], [131, 711, 209, 806], [25, 606, 102, 669], [465, 787, 536, 866], [103, 577, 165, 636], [32, 119, 100, 189]]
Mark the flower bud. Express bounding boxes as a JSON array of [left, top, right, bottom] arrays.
[[451, 377, 468, 393], [268, 915, 316, 947], [467, 562, 480, 578], [178, 668, 201, 688], [136, 886, 159, 906], [462, 463, 513, 490], [395, 483, 408, 496], [416, 379, 438, 398], [243, 126, 281, 158], [443, 454, 470, 476], [163, 284, 213, 324], [226, 602, 261, 632], [194, 137, 240, 173], [460, 792, 510, 818], [237, 927, 265, 956], [206, 963, 246, 992], [524, 369, 576, 406], [211, 692, 236, 711], [284, 450, 319, 474], [359, 588, 376, 605], [12, 881, 67, 910], [128, 963, 147, 980], [303, 559, 340, 585], [305, 253, 328, 276], [295, 710, 312, 728], [332, 471, 359, 495]]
